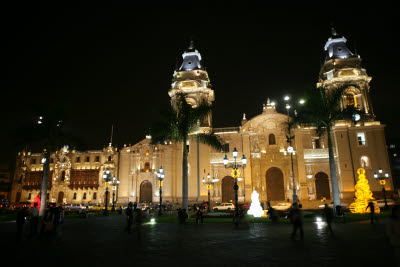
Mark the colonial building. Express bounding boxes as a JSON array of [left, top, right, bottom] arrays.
[[11, 29, 394, 208]]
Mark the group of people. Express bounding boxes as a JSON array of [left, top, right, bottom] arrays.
[[16, 202, 64, 244], [124, 202, 143, 238]]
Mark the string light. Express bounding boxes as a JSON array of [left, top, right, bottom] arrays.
[[349, 168, 380, 214]]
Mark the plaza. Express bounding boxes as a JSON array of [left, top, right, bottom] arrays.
[[3, 214, 396, 266]]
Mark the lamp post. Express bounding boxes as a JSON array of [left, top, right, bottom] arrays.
[[102, 168, 112, 216], [157, 166, 165, 216], [110, 176, 120, 211], [202, 173, 219, 212], [223, 147, 247, 225], [284, 96, 298, 205], [374, 168, 389, 209]]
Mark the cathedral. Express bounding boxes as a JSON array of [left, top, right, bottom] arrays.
[[11, 29, 394, 208]]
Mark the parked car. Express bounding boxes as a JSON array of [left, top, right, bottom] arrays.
[[137, 203, 150, 211], [318, 202, 349, 210], [239, 203, 251, 211], [375, 199, 396, 208], [63, 203, 85, 211], [213, 203, 235, 211], [14, 201, 32, 210], [271, 202, 291, 211]]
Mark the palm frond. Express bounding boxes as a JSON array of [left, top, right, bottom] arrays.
[[190, 133, 223, 151]]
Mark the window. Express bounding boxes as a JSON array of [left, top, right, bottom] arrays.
[[31, 158, 36, 164], [357, 133, 366, 146], [95, 156, 100, 162], [60, 171, 65, 182], [223, 143, 230, 153], [315, 139, 321, 149], [93, 192, 97, 200], [145, 150, 149, 156], [28, 193, 31, 200], [76, 157, 80, 163], [143, 162, 151, 172], [73, 193, 77, 200], [83, 193, 87, 200], [86, 157, 90, 162], [268, 134, 276, 145], [346, 93, 357, 108], [108, 156, 112, 161]]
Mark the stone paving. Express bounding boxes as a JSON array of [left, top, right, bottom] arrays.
[[2, 215, 396, 267]]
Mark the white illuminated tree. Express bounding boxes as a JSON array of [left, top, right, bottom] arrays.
[[248, 190, 264, 217]]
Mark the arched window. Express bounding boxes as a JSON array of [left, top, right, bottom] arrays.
[[28, 193, 31, 200], [73, 192, 77, 200], [346, 92, 357, 108], [93, 192, 97, 200], [143, 162, 151, 172], [108, 156, 112, 162], [83, 193, 87, 200], [268, 134, 276, 145], [60, 170, 65, 182]]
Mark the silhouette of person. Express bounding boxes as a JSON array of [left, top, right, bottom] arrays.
[[366, 201, 376, 224]]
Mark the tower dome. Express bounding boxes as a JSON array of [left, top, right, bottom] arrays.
[[324, 27, 355, 61], [179, 40, 204, 71]]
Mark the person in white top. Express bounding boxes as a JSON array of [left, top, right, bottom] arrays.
[[30, 202, 39, 236]]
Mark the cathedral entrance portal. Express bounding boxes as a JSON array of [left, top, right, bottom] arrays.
[[57, 192, 64, 204], [315, 172, 330, 200], [266, 167, 285, 201], [221, 176, 235, 203], [140, 180, 152, 203]]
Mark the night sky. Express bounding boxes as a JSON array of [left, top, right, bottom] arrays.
[[3, 3, 398, 165]]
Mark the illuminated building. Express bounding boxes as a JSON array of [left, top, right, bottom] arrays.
[[10, 29, 394, 208]]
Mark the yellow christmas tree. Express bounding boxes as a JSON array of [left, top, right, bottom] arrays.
[[350, 168, 380, 214]]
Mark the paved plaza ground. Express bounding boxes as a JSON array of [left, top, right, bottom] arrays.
[[2, 215, 396, 267]]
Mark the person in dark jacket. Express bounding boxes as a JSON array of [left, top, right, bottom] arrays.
[[366, 201, 376, 224], [16, 207, 28, 243], [125, 202, 134, 233], [323, 204, 334, 232], [196, 208, 203, 224]]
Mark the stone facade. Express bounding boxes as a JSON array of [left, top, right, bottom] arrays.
[[10, 30, 394, 208]]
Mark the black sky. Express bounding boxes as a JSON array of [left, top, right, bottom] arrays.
[[3, 3, 399, 164]]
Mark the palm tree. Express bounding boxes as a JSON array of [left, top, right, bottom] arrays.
[[295, 86, 356, 210], [151, 93, 223, 211], [15, 106, 78, 216]]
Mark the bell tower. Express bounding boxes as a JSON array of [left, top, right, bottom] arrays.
[[318, 27, 375, 121], [169, 40, 215, 133]]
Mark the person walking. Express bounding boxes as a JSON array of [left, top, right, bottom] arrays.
[[323, 204, 334, 232], [134, 207, 143, 240], [117, 206, 122, 215], [291, 204, 304, 240], [196, 208, 203, 224], [54, 205, 64, 243], [16, 207, 28, 243], [40, 204, 56, 241], [125, 202, 134, 233], [366, 201, 376, 224], [387, 205, 400, 266], [29, 202, 39, 236]]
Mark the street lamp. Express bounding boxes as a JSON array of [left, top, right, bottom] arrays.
[[202, 173, 219, 212], [157, 166, 165, 216], [223, 147, 247, 225], [284, 95, 298, 205], [374, 168, 390, 208], [110, 176, 120, 211], [102, 168, 112, 216]]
